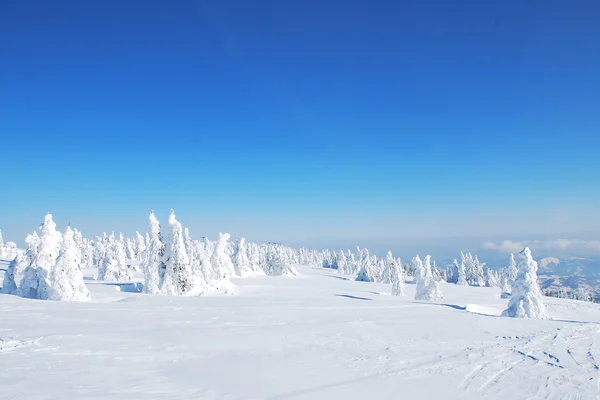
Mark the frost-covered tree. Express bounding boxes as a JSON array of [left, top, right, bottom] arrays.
[[1, 253, 25, 294], [485, 268, 498, 287], [500, 273, 512, 299], [0, 229, 4, 259], [502, 247, 547, 319], [161, 210, 194, 295], [415, 255, 443, 301], [81, 238, 94, 269], [142, 211, 165, 294], [98, 234, 118, 281], [115, 234, 132, 281], [125, 238, 136, 261], [234, 238, 252, 277], [73, 228, 84, 265], [464, 252, 485, 286], [135, 231, 146, 261], [211, 233, 235, 279], [18, 213, 62, 299], [48, 226, 90, 301], [337, 251, 348, 275], [16, 232, 40, 298], [356, 249, 376, 282], [390, 256, 405, 296]]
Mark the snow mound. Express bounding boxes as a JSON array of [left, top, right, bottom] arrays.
[[465, 304, 503, 316]]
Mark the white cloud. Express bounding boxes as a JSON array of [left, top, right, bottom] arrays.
[[483, 240, 530, 253], [483, 239, 600, 255]]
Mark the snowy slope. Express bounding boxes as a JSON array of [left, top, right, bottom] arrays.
[[1, 265, 600, 399]]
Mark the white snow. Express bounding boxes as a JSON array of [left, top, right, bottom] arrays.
[[1, 262, 600, 399]]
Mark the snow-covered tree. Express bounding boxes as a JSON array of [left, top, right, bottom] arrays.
[[18, 213, 62, 299], [485, 268, 498, 287], [135, 231, 146, 261], [356, 249, 376, 282], [48, 226, 90, 301], [500, 273, 512, 299], [0, 229, 4, 259], [1, 253, 25, 294], [73, 228, 84, 265], [81, 238, 94, 269], [211, 233, 235, 279], [464, 252, 484, 286], [337, 251, 348, 275], [414, 255, 443, 301], [98, 234, 119, 281], [115, 234, 132, 281], [142, 211, 165, 294], [390, 256, 405, 296], [161, 210, 194, 295], [125, 238, 136, 261], [234, 238, 253, 277], [502, 247, 547, 319]]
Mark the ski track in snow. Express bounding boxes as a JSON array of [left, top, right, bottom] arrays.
[[2, 263, 600, 399]]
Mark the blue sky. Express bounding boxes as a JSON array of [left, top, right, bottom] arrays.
[[1, 0, 599, 251]]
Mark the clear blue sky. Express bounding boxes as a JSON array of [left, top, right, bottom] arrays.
[[1, 0, 599, 249]]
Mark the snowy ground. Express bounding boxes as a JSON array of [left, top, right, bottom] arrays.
[[2, 261, 600, 399]]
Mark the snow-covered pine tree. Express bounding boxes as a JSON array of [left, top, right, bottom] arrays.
[[234, 238, 252, 277], [390, 256, 405, 296], [115, 234, 132, 281], [72, 228, 84, 266], [337, 251, 348, 274], [432, 259, 442, 281], [142, 211, 165, 294], [1, 252, 25, 294], [500, 272, 512, 298], [125, 237, 136, 261], [355, 249, 376, 282], [507, 253, 518, 283], [48, 226, 90, 301], [81, 238, 94, 269], [485, 268, 498, 287], [415, 255, 443, 301], [211, 233, 235, 279], [18, 214, 62, 299], [16, 232, 41, 298], [502, 247, 547, 319], [161, 210, 194, 295], [135, 231, 146, 261], [382, 251, 396, 284], [98, 234, 119, 281]]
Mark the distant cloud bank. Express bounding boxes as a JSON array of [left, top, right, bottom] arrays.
[[483, 239, 600, 255]]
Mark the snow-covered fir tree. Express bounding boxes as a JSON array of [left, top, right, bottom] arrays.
[[356, 249, 376, 282], [134, 231, 146, 261], [18, 213, 62, 299], [500, 273, 512, 299], [390, 256, 405, 296], [161, 210, 194, 295], [142, 211, 165, 294], [48, 226, 90, 301], [337, 251, 348, 274], [485, 268, 498, 287], [234, 237, 253, 277], [115, 234, 132, 281], [502, 247, 547, 319], [212, 233, 236, 279], [414, 255, 443, 301], [1, 252, 25, 294], [125, 237, 136, 261]]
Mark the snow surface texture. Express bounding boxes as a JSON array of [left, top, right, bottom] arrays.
[[1, 262, 599, 400]]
